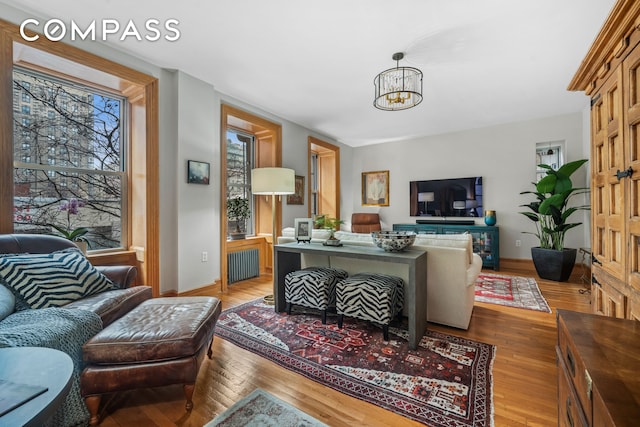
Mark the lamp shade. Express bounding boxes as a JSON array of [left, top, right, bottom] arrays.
[[251, 167, 295, 195], [418, 192, 434, 202]]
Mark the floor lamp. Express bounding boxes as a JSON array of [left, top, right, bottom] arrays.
[[251, 167, 295, 304]]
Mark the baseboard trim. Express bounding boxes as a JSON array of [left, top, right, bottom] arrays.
[[499, 258, 535, 273], [159, 280, 222, 297], [178, 280, 221, 296], [497, 257, 589, 283]]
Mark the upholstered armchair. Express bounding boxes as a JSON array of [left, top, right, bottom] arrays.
[[0, 234, 137, 290], [351, 213, 382, 233]]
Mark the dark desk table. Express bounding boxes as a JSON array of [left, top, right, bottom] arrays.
[[0, 347, 73, 427], [274, 242, 427, 349]]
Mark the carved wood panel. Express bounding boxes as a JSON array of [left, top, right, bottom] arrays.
[[624, 44, 640, 292], [592, 93, 607, 263], [573, 1, 640, 321], [593, 279, 627, 318], [597, 70, 626, 281]]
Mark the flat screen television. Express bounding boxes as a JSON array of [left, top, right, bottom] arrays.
[[410, 176, 483, 218]]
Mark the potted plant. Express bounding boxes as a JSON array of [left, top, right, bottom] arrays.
[[314, 214, 344, 245], [49, 198, 91, 254], [227, 197, 250, 240], [519, 159, 589, 281]]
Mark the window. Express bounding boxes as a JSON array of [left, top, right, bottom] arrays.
[[535, 141, 565, 181], [226, 129, 254, 236], [310, 152, 318, 216], [12, 67, 126, 251], [1, 21, 159, 294], [308, 136, 340, 222], [21, 105, 29, 114]]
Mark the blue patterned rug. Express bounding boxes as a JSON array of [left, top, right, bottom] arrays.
[[205, 388, 327, 427]]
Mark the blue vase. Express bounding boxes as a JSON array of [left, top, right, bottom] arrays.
[[484, 210, 496, 226]]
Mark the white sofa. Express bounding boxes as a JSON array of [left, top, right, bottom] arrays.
[[278, 228, 483, 329]]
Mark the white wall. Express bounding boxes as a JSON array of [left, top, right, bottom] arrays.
[[175, 71, 220, 293], [349, 112, 589, 259]]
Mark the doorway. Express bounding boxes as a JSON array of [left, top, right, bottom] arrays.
[[308, 136, 340, 221]]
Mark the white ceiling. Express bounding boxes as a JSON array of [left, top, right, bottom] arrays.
[[1, 0, 616, 147]]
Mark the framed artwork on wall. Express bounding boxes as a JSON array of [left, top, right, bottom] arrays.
[[287, 175, 305, 205], [362, 170, 389, 206], [187, 160, 210, 184], [294, 218, 313, 243]]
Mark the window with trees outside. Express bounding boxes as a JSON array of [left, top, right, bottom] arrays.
[[12, 67, 126, 250], [226, 129, 254, 237]]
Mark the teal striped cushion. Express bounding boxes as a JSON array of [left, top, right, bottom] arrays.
[[0, 248, 116, 309]]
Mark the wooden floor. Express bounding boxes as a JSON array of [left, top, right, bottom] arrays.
[[97, 265, 591, 427]]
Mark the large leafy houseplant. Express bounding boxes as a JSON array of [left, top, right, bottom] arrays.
[[520, 159, 589, 249], [519, 159, 589, 281], [227, 197, 250, 238]]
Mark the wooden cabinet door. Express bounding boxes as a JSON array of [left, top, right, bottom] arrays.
[[593, 280, 627, 318], [623, 45, 640, 293], [592, 68, 626, 282], [591, 80, 608, 270]]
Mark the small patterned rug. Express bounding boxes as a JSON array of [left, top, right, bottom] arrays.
[[215, 299, 495, 427], [205, 388, 327, 427], [475, 273, 551, 313]]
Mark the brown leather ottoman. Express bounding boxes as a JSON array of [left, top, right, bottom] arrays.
[[80, 296, 222, 426]]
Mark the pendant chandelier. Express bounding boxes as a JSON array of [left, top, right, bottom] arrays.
[[373, 52, 423, 111]]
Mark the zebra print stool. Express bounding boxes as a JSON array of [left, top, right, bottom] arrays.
[[284, 266, 348, 324], [336, 273, 404, 341]]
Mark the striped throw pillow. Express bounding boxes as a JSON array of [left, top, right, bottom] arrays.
[[0, 247, 116, 309]]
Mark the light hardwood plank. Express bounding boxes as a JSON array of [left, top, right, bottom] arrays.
[[98, 267, 591, 426]]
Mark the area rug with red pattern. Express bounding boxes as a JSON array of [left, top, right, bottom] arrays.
[[215, 299, 495, 427], [475, 273, 551, 313]]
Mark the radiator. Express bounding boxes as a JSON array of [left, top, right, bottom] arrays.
[[228, 249, 260, 284]]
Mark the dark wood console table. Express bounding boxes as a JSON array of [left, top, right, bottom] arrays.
[[274, 242, 428, 349]]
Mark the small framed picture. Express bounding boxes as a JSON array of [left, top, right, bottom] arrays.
[[187, 160, 210, 184], [362, 170, 389, 206], [294, 218, 313, 243], [287, 175, 305, 205]]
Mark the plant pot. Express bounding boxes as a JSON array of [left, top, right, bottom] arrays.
[[74, 241, 88, 255], [531, 247, 577, 282], [323, 238, 342, 247], [229, 232, 246, 240]]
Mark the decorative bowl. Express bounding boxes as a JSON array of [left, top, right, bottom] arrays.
[[371, 231, 416, 252]]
